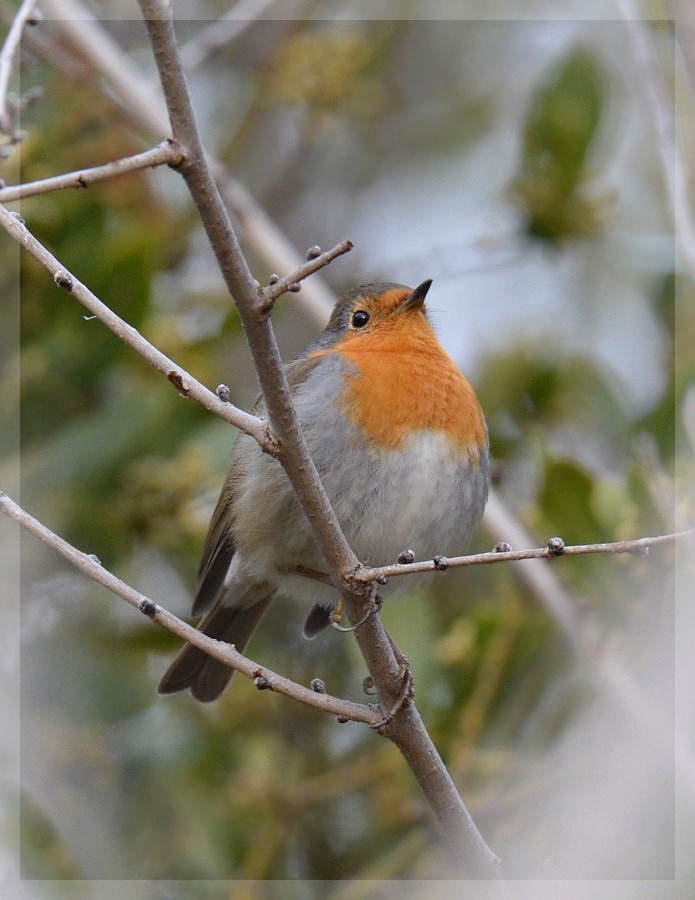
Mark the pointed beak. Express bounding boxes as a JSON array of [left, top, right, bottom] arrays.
[[397, 279, 432, 313]]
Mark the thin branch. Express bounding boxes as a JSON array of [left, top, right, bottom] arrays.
[[356, 526, 693, 583], [0, 491, 379, 726], [0, 203, 271, 450], [260, 239, 354, 309], [0, 139, 185, 202], [41, 0, 171, 137], [0, 0, 40, 137], [672, 0, 695, 99], [617, 0, 695, 282], [179, 0, 281, 71]]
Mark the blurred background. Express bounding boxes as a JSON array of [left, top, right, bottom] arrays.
[[1, 0, 693, 897]]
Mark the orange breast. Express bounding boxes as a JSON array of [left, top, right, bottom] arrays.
[[309, 314, 488, 457]]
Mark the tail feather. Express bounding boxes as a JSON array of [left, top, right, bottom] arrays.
[[157, 596, 273, 702], [302, 602, 333, 639]]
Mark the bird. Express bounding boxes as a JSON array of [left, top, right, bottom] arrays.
[[157, 279, 489, 702]]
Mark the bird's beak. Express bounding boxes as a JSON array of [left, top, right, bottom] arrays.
[[397, 279, 432, 313]]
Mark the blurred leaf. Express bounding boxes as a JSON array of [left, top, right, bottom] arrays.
[[18, 790, 83, 880], [477, 349, 628, 464], [263, 27, 386, 119], [18, 75, 186, 446], [510, 46, 607, 243], [638, 272, 691, 465], [536, 456, 608, 545], [25, 602, 155, 724]]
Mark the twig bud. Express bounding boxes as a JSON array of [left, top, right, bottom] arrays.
[[306, 245, 321, 259], [253, 671, 271, 690], [547, 537, 565, 556], [310, 678, 326, 694], [216, 384, 230, 402], [629, 544, 650, 557], [268, 273, 279, 284], [288, 283, 302, 292], [494, 542, 512, 553], [53, 270, 73, 293], [139, 597, 157, 618], [398, 549, 415, 564], [433, 555, 449, 571]]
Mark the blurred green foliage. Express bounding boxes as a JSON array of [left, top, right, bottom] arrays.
[[263, 28, 387, 119], [6, 17, 684, 890], [511, 46, 607, 243]]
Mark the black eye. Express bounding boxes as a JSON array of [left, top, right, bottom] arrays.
[[351, 310, 370, 329]]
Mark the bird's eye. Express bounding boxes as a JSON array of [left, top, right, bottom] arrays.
[[351, 310, 370, 329]]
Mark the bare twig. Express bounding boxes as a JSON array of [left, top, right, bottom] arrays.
[[356, 526, 692, 583], [0, 0, 40, 138], [260, 239, 354, 309], [0, 139, 185, 202], [179, 0, 281, 71], [0, 203, 270, 450], [41, 0, 171, 136], [0, 491, 380, 726], [618, 0, 695, 282], [672, 0, 695, 100]]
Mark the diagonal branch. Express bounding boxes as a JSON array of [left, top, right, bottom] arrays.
[[260, 239, 354, 310], [0, 0, 40, 138], [617, 0, 695, 282], [178, 0, 282, 71], [0, 202, 270, 450], [0, 491, 379, 726], [0, 139, 185, 202]]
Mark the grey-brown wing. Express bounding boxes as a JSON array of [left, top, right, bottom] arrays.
[[191, 355, 323, 618]]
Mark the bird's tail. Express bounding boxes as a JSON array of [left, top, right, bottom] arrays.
[[157, 596, 273, 702]]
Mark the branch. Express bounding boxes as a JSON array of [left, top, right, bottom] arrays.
[[135, 3, 503, 877], [0, 0, 40, 139], [356, 527, 693, 583], [0, 491, 379, 726], [178, 0, 281, 71], [260, 239, 354, 309], [0, 139, 185, 202], [0, 203, 271, 450], [617, 0, 695, 282], [672, 0, 695, 99]]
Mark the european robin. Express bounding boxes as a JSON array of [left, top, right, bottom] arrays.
[[158, 280, 489, 702]]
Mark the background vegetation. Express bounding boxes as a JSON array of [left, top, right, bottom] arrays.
[[2, 2, 693, 898]]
